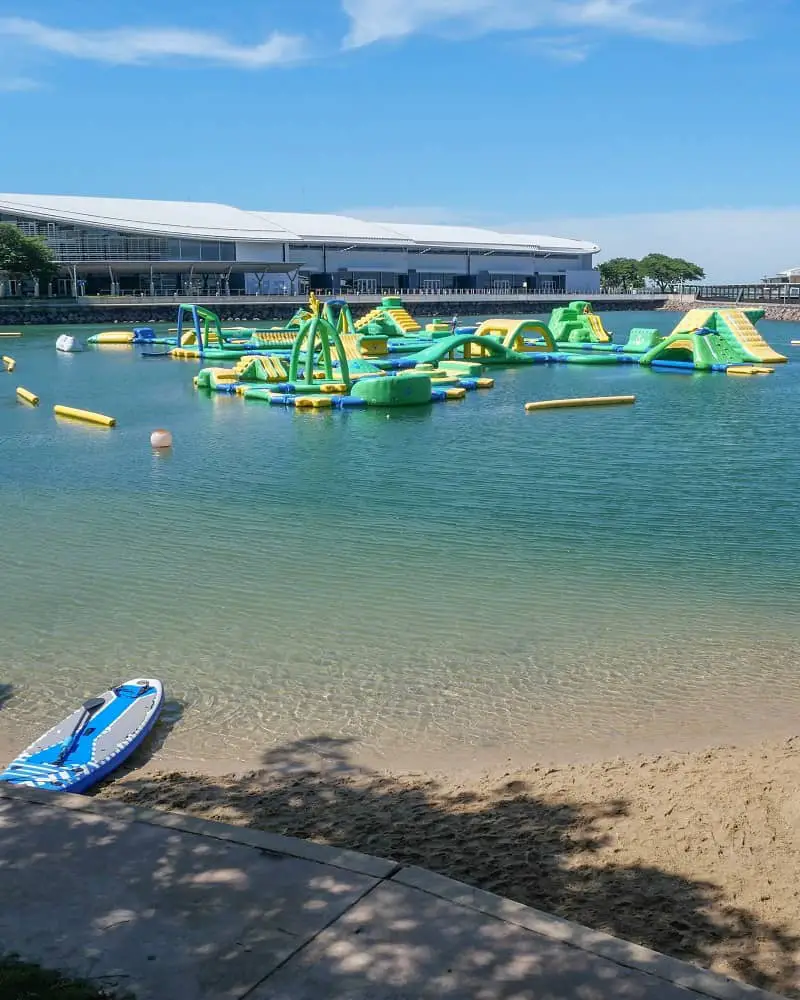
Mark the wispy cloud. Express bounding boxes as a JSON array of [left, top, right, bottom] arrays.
[[521, 33, 592, 62], [0, 17, 307, 68], [517, 207, 800, 282], [337, 205, 471, 224], [341, 203, 798, 282], [0, 75, 41, 92], [342, 0, 740, 48]]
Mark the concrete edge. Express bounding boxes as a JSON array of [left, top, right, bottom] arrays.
[[0, 785, 786, 1000], [0, 784, 396, 880], [392, 867, 786, 1000]]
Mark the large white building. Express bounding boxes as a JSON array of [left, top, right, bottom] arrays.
[[0, 194, 600, 298]]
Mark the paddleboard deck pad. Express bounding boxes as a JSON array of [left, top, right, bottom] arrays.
[[0, 678, 164, 793]]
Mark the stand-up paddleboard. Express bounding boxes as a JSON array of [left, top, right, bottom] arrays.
[[0, 678, 164, 793]]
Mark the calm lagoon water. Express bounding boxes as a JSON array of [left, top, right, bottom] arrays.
[[1, 310, 799, 775]]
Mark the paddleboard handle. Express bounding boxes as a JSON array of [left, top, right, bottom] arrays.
[[54, 697, 106, 765]]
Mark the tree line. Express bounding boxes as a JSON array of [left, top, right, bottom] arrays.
[[599, 253, 705, 293]]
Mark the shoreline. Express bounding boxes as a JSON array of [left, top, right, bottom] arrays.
[[97, 733, 800, 998]]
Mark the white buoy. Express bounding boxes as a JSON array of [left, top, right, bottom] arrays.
[[150, 429, 173, 449], [56, 333, 84, 353]]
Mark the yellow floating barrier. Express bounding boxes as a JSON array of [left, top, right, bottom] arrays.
[[525, 394, 636, 411], [311, 396, 333, 408], [320, 383, 348, 393], [93, 331, 135, 345], [726, 365, 774, 376], [2, 355, 16, 372], [0, 331, 22, 338], [791, 340, 800, 346], [16, 387, 39, 406], [54, 405, 116, 427], [294, 396, 317, 409]]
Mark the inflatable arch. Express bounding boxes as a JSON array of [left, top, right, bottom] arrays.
[[473, 318, 556, 353]]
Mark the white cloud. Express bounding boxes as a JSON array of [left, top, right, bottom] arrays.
[[0, 75, 41, 92], [0, 17, 307, 68], [523, 34, 592, 62], [341, 204, 799, 282], [337, 205, 470, 224], [522, 208, 800, 282], [342, 0, 739, 48]]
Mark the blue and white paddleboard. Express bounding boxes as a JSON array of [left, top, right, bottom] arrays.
[[0, 678, 164, 793]]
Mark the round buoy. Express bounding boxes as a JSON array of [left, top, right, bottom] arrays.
[[150, 429, 173, 449]]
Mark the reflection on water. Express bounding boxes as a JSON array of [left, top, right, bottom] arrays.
[[1, 313, 799, 773]]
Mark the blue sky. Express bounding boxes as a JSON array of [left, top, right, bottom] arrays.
[[0, 0, 797, 280]]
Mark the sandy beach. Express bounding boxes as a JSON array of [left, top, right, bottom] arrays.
[[97, 734, 800, 997]]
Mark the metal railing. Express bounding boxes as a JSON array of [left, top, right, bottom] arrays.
[[0, 289, 670, 307], [694, 284, 800, 304]]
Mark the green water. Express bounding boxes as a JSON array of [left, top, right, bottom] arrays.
[[1, 311, 799, 774]]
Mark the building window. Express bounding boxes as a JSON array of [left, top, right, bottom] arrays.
[[179, 240, 202, 261], [200, 241, 221, 262]]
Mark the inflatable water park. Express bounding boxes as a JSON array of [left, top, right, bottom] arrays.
[[78, 295, 790, 415]]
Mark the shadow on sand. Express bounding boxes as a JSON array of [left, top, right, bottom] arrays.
[[92, 734, 800, 998], [0, 684, 12, 710], [111, 698, 186, 779]]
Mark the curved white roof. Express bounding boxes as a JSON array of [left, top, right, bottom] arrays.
[[251, 211, 408, 245], [0, 194, 599, 255], [0, 194, 291, 240]]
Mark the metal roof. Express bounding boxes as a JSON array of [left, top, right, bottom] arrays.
[[0, 195, 290, 240], [250, 211, 408, 245], [0, 194, 599, 255]]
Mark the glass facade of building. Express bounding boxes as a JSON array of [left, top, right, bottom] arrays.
[[0, 211, 595, 297]]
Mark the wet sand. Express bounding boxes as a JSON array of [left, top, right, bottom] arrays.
[[98, 735, 800, 997]]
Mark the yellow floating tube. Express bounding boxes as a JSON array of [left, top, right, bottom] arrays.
[[2, 355, 16, 372], [171, 348, 201, 360], [525, 395, 636, 411], [0, 331, 22, 338], [726, 365, 774, 376], [311, 396, 333, 408], [320, 383, 348, 393], [92, 331, 135, 345], [791, 340, 800, 346], [16, 386, 39, 406], [54, 405, 116, 427]]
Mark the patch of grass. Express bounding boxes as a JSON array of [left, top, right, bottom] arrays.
[[0, 956, 120, 1000]]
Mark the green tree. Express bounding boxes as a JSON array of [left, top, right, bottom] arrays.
[[639, 253, 704, 292], [0, 223, 59, 291], [598, 257, 643, 291], [671, 257, 705, 283]]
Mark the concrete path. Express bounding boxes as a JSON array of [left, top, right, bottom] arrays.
[[0, 784, 786, 1000]]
